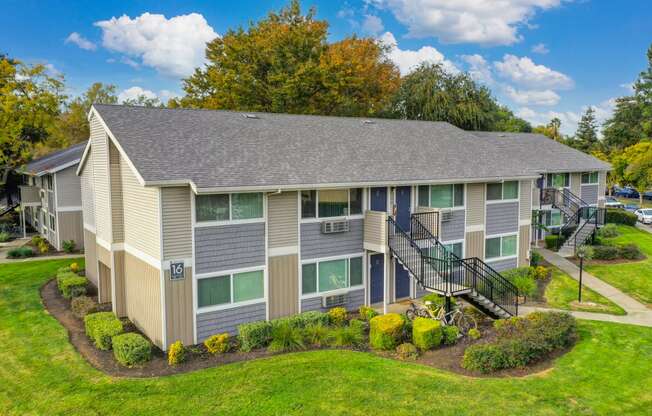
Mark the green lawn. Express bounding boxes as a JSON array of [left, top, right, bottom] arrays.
[[544, 266, 626, 315], [1, 259, 652, 415], [586, 225, 652, 306]]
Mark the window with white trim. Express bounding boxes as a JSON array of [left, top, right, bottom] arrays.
[[546, 173, 569, 188], [195, 193, 263, 222], [418, 184, 464, 208], [197, 269, 264, 308], [301, 256, 363, 295], [485, 234, 517, 259], [301, 188, 363, 219], [487, 181, 519, 201], [581, 172, 599, 184], [546, 210, 562, 227], [443, 242, 463, 258]]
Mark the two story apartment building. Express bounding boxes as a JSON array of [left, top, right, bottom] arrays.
[[78, 104, 609, 350]]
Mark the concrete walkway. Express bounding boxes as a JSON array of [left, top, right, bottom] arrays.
[[636, 222, 652, 235], [525, 248, 652, 327], [0, 251, 83, 264]]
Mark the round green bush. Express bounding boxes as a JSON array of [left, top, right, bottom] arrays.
[[112, 333, 152, 367], [369, 313, 404, 350], [396, 343, 418, 360], [605, 209, 637, 226], [468, 328, 481, 340], [442, 325, 460, 345], [71, 296, 97, 319], [462, 344, 508, 373], [412, 317, 442, 350], [618, 243, 644, 260], [84, 312, 123, 350], [593, 245, 619, 260], [544, 235, 560, 250], [238, 320, 272, 352]]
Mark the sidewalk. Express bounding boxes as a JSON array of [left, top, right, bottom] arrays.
[[526, 248, 652, 327], [0, 252, 83, 264]]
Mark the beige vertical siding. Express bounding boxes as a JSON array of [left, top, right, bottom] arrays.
[[161, 187, 192, 260], [83, 229, 98, 286], [466, 183, 485, 226], [363, 210, 387, 252], [531, 185, 540, 209], [465, 230, 485, 259], [518, 225, 530, 267], [90, 115, 111, 243], [124, 252, 163, 348], [96, 243, 111, 266], [121, 156, 161, 259], [57, 211, 84, 249], [519, 180, 532, 221], [113, 250, 126, 317], [571, 172, 581, 196], [55, 166, 82, 207], [80, 150, 95, 228], [268, 254, 299, 319], [109, 143, 124, 243], [268, 191, 298, 249], [164, 266, 194, 346], [98, 261, 112, 304], [598, 171, 607, 207]]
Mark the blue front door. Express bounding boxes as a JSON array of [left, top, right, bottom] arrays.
[[370, 253, 384, 304], [370, 187, 387, 212], [395, 186, 411, 299]]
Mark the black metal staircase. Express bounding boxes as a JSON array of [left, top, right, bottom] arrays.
[[387, 212, 519, 318]]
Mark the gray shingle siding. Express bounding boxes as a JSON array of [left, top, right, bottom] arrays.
[[300, 219, 364, 260], [486, 257, 517, 272], [486, 202, 519, 236], [301, 288, 365, 313], [194, 222, 265, 274], [196, 302, 266, 342], [440, 209, 465, 242], [581, 185, 599, 205]]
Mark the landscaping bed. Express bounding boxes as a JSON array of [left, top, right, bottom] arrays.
[[6, 235, 82, 259]]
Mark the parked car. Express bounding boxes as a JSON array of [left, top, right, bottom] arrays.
[[625, 204, 640, 213], [604, 196, 624, 209], [635, 209, 652, 224], [643, 191, 652, 201], [614, 187, 640, 199]]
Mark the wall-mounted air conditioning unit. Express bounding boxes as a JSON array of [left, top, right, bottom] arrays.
[[322, 293, 347, 308], [321, 219, 349, 234]]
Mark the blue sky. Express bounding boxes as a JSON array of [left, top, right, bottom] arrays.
[[3, 0, 651, 133]]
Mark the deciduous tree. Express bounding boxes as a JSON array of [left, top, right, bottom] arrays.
[[612, 141, 652, 205]]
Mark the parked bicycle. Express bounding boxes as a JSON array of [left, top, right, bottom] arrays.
[[405, 298, 477, 334]]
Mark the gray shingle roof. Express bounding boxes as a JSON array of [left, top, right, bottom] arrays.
[[22, 141, 86, 176], [93, 104, 609, 190]]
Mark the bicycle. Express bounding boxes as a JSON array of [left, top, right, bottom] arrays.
[[405, 298, 477, 334]]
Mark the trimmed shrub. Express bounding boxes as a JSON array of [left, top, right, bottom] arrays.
[[303, 323, 329, 347], [533, 266, 549, 280], [462, 344, 508, 373], [593, 245, 619, 260], [271, 311, 329, 329], [328, 307, 347, 326], [59, 275, 88, 298], [0, 231, 10, 242], [70, 262, 80, 273], [618, 243, 645, 260], [442, 325, 460, 345], [37, 241, 49, 254], [529, 251, 543, 267], [412, 317, 442, 350], [71, 296, 97, 319], [31, 235, 44, 246], [84, 312, 123, 350], [57, 266, 72, 274], [113, 333, 151, 367], [468, 328, 481, 340], [7, 246, 33, 258], [168, 340, 186, 365], [268, 323, 305, 352], [396, 343, 418, 360], [204, 333, 231, 354], [62, 240, 76, 253], [327, 323, 366, 348], [544, 235, 560, 250], [369, 313, 404, 350], [358, 305, 379, 321], [238, 320, 272, 352], [503, 267, 536, 297], [605, 209, 636, 226], [597, 223, 619, 238]]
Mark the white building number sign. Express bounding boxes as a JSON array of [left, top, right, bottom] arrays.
[[170, 262, 185, 280]]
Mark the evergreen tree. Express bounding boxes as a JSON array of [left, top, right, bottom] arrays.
[[574, 107, 599, 151]]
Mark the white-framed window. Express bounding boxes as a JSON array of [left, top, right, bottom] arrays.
[[485, 234, 518, 260], [301, 188, 363, 219], [301, 254, 364, 296], [546, 173, 569, 188], [581, 172, 599, 185], [487, 181, 519, 201], [546, 210, 562, 227], [417, 184, 464, 209], [49, 213, 56, 232], [195, 192, 264, 224], [197, 267, 265, 311], [443, 241, 464, 258]]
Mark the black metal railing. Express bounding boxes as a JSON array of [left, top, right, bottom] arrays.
[[459, 257, 518, 317], [569, 207, 606, 255], [411, 211, 440, 240]]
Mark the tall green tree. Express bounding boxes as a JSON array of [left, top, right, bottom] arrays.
[[387, 63, 530, 131], [122, 94, 161, 108], [573, 107, 599, 152], [533, 117, 564, 142], [612, 141, 652, 205], [180, 0, 399, 116]]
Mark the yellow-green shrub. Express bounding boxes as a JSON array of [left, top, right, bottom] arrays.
[[468, 328, 481, 340], [168, 340, 186, 365], [84, 312, 123, 350], [328, 307, 347, 326], [204, 333, 230, 354], [70, 262, 80, 273], [37, 241, 49, 254], [112, 333, 151, 367], [358, 305, 378, 321], [412, 317, 442, 350], [369, 313, 404, 350]]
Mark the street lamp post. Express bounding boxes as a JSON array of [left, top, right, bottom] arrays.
[[578, 255, 584, 303]]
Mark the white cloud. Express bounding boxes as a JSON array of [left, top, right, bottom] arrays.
[[362, 15, 384, 34], [516, 107, 580, 134], [95, 12, 218, 78], [620, 82, 634, 92], [461, 54, 493, 84], [65, 32, 97, 51], [120, 56, 140, 69], [118, 86, 158, 103], [369, 0, 565, 45], [379, 31, 457, 75], [531, 43, 549, 54], [158, 89, 181, 102], [494, 54, 573, 90], [505, 86, 560, 105]]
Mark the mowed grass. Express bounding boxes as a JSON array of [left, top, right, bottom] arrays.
[[586, 225, 652, 306], [1, 259, 652, 415], [544, 266, 626, 315]]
